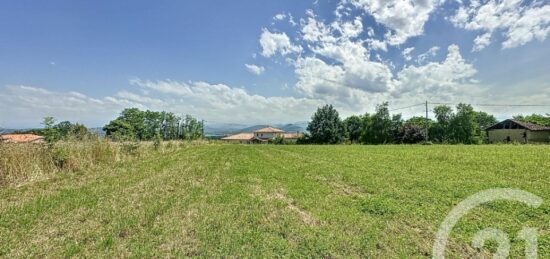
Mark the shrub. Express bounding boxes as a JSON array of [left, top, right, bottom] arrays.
[[272, 135, 286, 145]]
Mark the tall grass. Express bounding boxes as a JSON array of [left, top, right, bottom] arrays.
[[0, 138, 197, 187]]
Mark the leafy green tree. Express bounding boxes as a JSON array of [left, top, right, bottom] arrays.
[[272, 135, 286, 145], [396, 124, 425, 144], [42, 116, 60, 143], [474, 111, 497, 141], [343, 115, 362, 143], [162, 112, 180, 140], [69, 123, 90, 140], [104, 108, 203, 141], [181, 115, 203, 140], [449, 104, 478, 144], [143, 110, 163, 140], [390, 114, 403, 143], [513, 114, 550, 126], [361, 103, 395, 144], [406, 116, 434, 129], [119, 108, 146, 140], [307, 104, 345, 144], [54, 121, 73, 138], [431, 105, 453, 143], [104, 119, 135, 141]]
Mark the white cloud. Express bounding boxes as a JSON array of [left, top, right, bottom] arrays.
[[0, 80, 329, 127], [288, 13, 297, 26], [396, 45, 478, 98], [244, 64, 265, 75], [348, 0, 442, 45], [416, 46, 440, 64], [451, 1, 550, 49], [273, 13, 286, 21], [259, 29, 302, 57], [402, 47, 415, 61], [0, 85, 130, 127], [129, 79, 324, 124], [367, 39, 388, 51], [473, 32, 492, 51]]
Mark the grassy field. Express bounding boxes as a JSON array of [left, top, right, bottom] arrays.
[[1, 144, 549, 257]]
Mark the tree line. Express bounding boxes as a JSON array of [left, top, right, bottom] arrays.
[[103, 108, 204, 141], [302, 103, 549, 145], [15, 117, 92, 143]]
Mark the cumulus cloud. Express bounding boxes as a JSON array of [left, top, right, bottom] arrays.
[[416, 46, 440, 64], [396, 45, 478, 98], [244, 64, 265, 75], [259, 29, 302, 57], [0, 85, 130, 127], [129, 79, 324, 124], [451, 0, 550, 50], [273, 13, 286, 21], [348, 0, 442, 45], [287, 10, 483, 110], [402, 47, 415, 61], [0, 80, 329, 127], [473, 32, 492, 51]]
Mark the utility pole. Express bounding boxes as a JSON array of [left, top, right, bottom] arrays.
[[425, 101, 429, 142]]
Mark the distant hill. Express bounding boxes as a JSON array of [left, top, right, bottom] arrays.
[[205, 122, 308, 137]]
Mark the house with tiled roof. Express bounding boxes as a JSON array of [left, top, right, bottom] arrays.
[[486, 119, 550, 143], [0, 134, 45, 143], [222, 127, 303, 144]]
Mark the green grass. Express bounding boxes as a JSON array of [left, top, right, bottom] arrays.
[[1, 145, 549, 257]]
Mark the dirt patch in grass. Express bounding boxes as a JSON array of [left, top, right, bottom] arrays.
[[272, 192, 321, 227], [250, 186, 321, 227]]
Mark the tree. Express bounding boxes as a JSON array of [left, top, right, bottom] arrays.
[[69, 123, 91, 140], [361, 103, 395, 144], [390, 114, 403, 143], [42, 116, 60, 143], [272, 135, 286, 145], [396, 124, 425, 144], [449, 104, 477, 144], [406, 116, 434, 129], [431, 105, 453, 143], [55, 121, 73, 138], [307, 104, 345, 144], [143, 110, 163, 140], [181, 115, 202, 140], [104, 119, 135, 141], [474, 111, 497, 141], [513, 114, 550, 126], [119, 108, 146, 140], [162, 112, 180, 140], [343, 115, 362, 143]]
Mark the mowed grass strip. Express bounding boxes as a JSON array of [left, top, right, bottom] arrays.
[[1, 145, 549, 257]]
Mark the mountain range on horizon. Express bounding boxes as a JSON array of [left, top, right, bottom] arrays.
[[1, 122, 309, 137]]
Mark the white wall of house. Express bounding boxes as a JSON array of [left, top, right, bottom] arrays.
[[488, 129, 550, 143]]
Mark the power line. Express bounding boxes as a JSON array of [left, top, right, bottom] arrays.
[[389, 103, 425, 111], [429, 102, 550, 107]]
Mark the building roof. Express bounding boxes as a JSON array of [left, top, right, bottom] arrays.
[[221, 133, 254, 140], [486, 119, 550, 131], [254, 127, 285, 133], [0, 134, 45, 143], [282, 133, 303, 139]]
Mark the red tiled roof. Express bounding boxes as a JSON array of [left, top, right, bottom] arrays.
[[221, 133, 254, 140], [0, 134, 45, 143], [254, 127, 285, 133]]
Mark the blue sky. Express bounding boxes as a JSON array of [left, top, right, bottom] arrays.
[[1, 0, 549, 128]]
